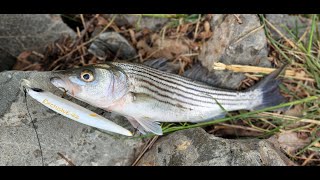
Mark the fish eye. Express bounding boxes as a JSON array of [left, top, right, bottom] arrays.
[[80, 70, 94, 82]]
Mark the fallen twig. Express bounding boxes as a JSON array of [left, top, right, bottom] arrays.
[[48, 15, 116, 70], [233, 14, 242, 24], [213, 62, 315, 82], [57, 152, 75, 166], [264, 18, 297, 49], [132, 136, 159, 166]]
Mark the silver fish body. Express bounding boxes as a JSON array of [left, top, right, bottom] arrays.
[[50, 62, 286, 135]]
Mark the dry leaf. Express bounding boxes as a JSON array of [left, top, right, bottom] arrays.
[[179, 23, 190, 33], [137, 40, 152, 57], [137, 33, 190, 60], [13, 51, 34, 70], [17, 51, 32, 60], [277, 132, 311, 154], [198, 31, 213, 40], [197, 21, 213, 40], [284, 105, 304, 117], [204, 21, 210, 33], [128, 29, 137, 45], [97, 16, 109, 26]]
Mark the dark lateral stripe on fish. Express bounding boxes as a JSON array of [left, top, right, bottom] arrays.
[[140, 81, 244, 108], [137, 91, 191, 110], [116, 63, 236, 94], [129, 71, 219, 103], [121, 63, 234, 93], [127, 70, 244, 103], [121, 65, 238, 97], [130, 71, 248, 107], [138, 79, 216, 107], [116, 63, 218, 90], [139, 85, 202, 109], [126, 69, 238, 99], [129, 70, 252, 102], [137, 77, 247, 108], [139, 84, 239, 109]]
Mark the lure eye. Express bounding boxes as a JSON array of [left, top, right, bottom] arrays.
[[80, 70, 94, 82]]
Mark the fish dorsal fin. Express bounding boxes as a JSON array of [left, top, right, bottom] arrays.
[[135, 117, 163, 135]]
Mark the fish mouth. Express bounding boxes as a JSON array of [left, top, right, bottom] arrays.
[[50, 76, 81, 97], [50, 77, 66, 90], [50, 76, 74, 95]]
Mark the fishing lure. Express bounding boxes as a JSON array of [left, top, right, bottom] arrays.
[[21, 79, 133, 136]]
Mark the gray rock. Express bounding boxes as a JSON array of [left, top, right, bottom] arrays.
[[0, 70, 143, 166], [265, 14, 319, 41], [200, 14, 269, 67], [103, 14, 169, 31], [88, 32, 137, 60], [0, 14, 75, 71], [137, 128, 292, 166], [0, 49, 16, 72], [198, 14, 271, 89]]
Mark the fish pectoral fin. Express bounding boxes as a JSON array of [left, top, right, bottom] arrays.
[[135, 117, 163, 135]]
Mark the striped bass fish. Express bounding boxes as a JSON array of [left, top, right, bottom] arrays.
[[50, 62, 286, 135]]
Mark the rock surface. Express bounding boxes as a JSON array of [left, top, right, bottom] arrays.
[[199, 14, 269, 68], [265, 14, 318, 41], [0, 14, 75, 71], [0, 49, 16, 72], [137, 128, 292, 166], [88, 32, 137, 60], [0, 70, 143, 166], [197, 14, 270, 89]]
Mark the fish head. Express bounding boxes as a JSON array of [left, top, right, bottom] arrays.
[[50, 64, 129, 108]]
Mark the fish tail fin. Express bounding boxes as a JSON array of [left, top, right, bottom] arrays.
[[248, 65, 287, 110]]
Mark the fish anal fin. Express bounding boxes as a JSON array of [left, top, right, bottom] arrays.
[[135, 117, 163, 135], [126, 116, 140, 128], [126, 116, 147, 135]]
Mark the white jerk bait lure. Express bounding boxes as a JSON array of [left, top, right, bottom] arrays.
[[21, 79, 133, 136]]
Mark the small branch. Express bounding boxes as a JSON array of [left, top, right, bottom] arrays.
[[212, 62, 315, 82], [302, 152, 316, 166], [264, 18, 297, 49], [57, 152, 75, 166], [233, 14, 242, 24], [233, 25, 264, 45], [49, 15, 116, 70], [218, 123, 264, 132], [71, 14, 99, 48], [132, 136, 159, 166], [259, 112, 320, 125]]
